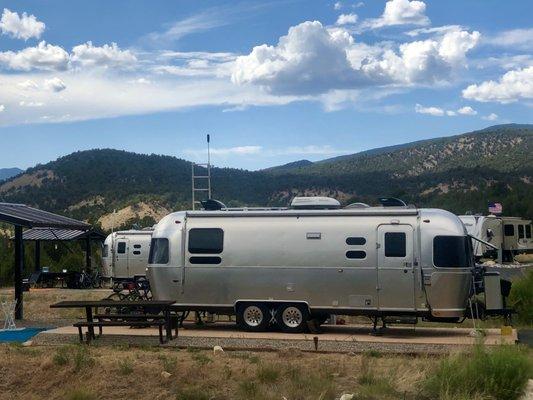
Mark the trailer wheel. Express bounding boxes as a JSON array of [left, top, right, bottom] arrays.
[[237, 303, 270, 332], [276, 304, 309, 333]]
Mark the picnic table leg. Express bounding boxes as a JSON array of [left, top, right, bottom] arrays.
[[159, 324, 164, 344], [77, 326, 83, 343], [86, 306, 95, 340], [165, 308, 172, 341]]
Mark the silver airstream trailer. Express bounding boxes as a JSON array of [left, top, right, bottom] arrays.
[[102, 229, 153, 280], [459, 215, 533, 262], [147, 198, 508, 332]]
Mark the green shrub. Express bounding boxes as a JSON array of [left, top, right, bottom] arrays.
[[53, 346, 70, 366], [118, 358, 134, 375], [191, 352, 212, 366], [423, 344, 532, 400], [175, 387, 211, 400], [66, 388, 96, 400], [508, 270, 533, 325], [159, 355, 178, 372], [256, 363, 280, 383], [73, 346, 94, 372], [238, 380, 259, 399]]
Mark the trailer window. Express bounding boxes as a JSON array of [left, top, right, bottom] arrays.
[[189, 256, 221, 265], [188, 228, 223, 254], [518, 225, 525, 239], [346, 237, 366, 245], [346, 250, 366, 259], [117, 242, 126, 254], [526, 225, 532, 239], [384, 232, 406, 257], [504, 224, 514, 236], [433, 236, 471, 268], [148, 238, 169, 264], [103, 245, 109, 258]]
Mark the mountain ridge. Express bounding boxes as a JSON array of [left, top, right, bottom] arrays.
[[0, 124, 531, 229]]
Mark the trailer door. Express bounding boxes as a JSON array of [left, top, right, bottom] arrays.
[[377, 224, 415, 311], [114, 239, 129, 278]]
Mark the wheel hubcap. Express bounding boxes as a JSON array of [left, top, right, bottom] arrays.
[[282, 307, 303, 328], [243, 306, 263, 327]]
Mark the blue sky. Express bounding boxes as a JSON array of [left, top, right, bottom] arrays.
[[0, 0, 531, 170]]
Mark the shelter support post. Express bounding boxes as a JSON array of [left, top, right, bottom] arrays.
[[85, 238, 91, 271], [14, 225, 24, 320], [35, 240, 41, 272]]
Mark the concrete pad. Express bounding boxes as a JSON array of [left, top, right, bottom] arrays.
[[34, 322, 517, 354]]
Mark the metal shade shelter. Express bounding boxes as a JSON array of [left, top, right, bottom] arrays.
[[0, 203, 91, 319], [16, 227, 105, 273]]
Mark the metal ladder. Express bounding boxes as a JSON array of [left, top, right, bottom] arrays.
[[191, 135, 212, 210]]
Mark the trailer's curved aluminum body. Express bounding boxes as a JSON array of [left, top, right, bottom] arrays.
[[102, 230, 153, 279], [147, 207, 472, 318]]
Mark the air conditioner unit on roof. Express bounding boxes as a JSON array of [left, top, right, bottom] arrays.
[[290, 196, 341, 210]]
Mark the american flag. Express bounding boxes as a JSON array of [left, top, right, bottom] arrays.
[[488, 202, 502, 214]]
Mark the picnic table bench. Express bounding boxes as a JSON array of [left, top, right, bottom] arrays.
[[50, 300, 177, 344]]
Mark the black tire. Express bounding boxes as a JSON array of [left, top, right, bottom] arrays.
[[276, 303, 309, 333], [236, 303, 271, 332]]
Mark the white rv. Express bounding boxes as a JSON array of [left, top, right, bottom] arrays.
[[147, 197, 509, 332], [459, 215, 532, 262], [102, 229, 153, 279]]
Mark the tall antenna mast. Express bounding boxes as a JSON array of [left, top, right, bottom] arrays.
[[191, 134, 212, 210]]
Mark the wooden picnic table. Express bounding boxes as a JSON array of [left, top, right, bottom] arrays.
[[50, 300, 176, 343]]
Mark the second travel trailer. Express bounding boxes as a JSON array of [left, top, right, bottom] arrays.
[[102, 229, 153, 279], [146, 197, 510, 332], [459, 215, 533, 262]]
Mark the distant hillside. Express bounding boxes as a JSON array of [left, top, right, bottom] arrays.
[[0, 124, 531, 230], [264, 159, 314, 172], [0, 168, 22, 181]]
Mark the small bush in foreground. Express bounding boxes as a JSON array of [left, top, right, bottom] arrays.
[[175, 387, 212, 400], [53, 346, 70, 366], [118, 358, 134, 375], [66, 388, 96, 400], [509, 270, 533, 325], [423, 344, 532, 400], [73, 345, 94, 372], [256, 363, 280, 383]]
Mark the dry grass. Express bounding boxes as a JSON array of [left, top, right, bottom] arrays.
[[1, 343, 528, 400], [0, 343, 428, 400], [0, 287, 106, 325]]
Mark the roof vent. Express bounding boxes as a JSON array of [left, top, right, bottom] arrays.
[[345, 202, 371, 209], [378, 197, 407, 207], [290, 196, 341, 210]]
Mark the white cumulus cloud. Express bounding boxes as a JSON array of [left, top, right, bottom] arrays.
[[44, 77, 66, 92], [0, 104, 5, 112], [362, 0, 429, 29], [232, 21, 479, 95], [482, 113, 498, 121], [485, 28, 533, 51], [415, 104, 444, 116], [462, 66, 533, 103], [336, 13, 358, 25], [0, 8, 45, 40], [457, 106, 477, 115], [0, 41, 69, 71], [17, 79, 39, 89], [70, 42, 137, 69], [416, 104, 478, 117], [19, 100, 44, 107]]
